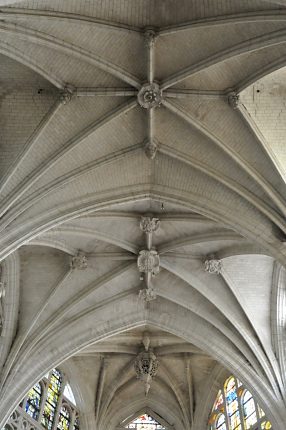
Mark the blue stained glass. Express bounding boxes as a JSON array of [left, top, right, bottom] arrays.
[[25, 382, 42, 421], [226, 391, 237, 404], [42, 369, 62, 430], [210, 376, 273, 430]]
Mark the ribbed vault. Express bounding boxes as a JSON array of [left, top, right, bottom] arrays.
[[1, 1, 286, 430]]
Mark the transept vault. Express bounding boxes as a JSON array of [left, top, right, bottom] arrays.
[[1, 1, 286, 430]]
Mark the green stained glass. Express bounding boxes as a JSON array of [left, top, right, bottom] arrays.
[[42, 369, 62, 430], [57, 405, 70, 430]]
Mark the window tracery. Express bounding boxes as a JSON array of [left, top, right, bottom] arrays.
[[42, 368, 62, 430], [4, 368, 80, 430], [125, 414, 165, 430], [57, 404, 71, 430], [25, 382, 43, 421], [208, 376, 272, 430]]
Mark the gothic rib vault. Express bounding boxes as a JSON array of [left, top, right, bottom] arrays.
[[1, 1, 286, 429]]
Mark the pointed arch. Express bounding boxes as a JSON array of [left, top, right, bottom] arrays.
[[208, 375, 273, 430], [0, 298, 284, 429]]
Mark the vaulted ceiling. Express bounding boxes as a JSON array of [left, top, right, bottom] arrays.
[[1, 1, 286, 430]]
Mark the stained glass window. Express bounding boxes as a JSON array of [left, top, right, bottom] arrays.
[[4, 368, 80, 430], [216, 414, 227, 430], [125, 414, 165, 430], [242, 390, 257, 429], [214, 390, 224, 411], [25, 382, 42, 420], [57, 405, 71, 430], [42, 369, 63, 430], [73, 416, 80, 430], [208, 375, 272, 430], [225, 377, 240, 430]]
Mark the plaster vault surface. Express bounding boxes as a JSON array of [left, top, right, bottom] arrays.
[[1, 1, 286, 430]]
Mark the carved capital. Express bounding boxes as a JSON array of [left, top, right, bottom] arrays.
[[228, 91, 240, 109], [137, 250, 160, 276], [71, 251, 88, 270], [204, 259, 222, 274], [137, 83, 162, 109], [140, 216, 160, 234]]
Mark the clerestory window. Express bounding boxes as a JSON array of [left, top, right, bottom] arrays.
[[208, 376, 271, 430], [125, 414, 165, 430], [4, 368, 80, 430]]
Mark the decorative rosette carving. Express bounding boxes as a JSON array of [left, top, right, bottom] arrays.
[[137, 83, 162, 109]]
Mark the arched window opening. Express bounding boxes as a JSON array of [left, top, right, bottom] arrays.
[[57, 404, 71, 430], [25, 382, 42, 421], [208, 375, 272, 430], [242, 391, 257, 429], [224, 377, 241, 430], [42, 368, 63, 430], [125, 414, 165, 430], [4, 368, 80, 430]]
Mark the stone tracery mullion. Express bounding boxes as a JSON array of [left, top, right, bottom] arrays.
[[1, 296, 284, 430], [1, 6, 286, 430]]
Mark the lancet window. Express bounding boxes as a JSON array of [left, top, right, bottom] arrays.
[[208, 376, 272, 430], [125, 414, 165, 430], [4, 368, 80, 430], [25, 382, 43, 421]]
